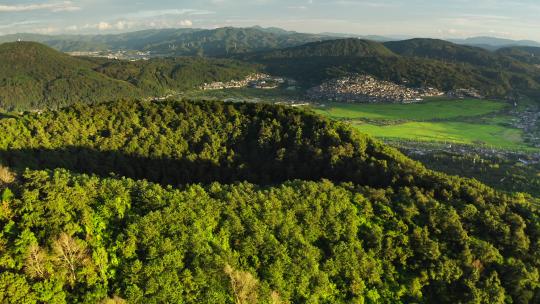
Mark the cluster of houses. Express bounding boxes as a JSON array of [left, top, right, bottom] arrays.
[[511, 105, 540, 147], [446, 88, 484, 99], [69, 50, 151, 61], [201, 73, 296, 91], [307, 74, 444, 103]]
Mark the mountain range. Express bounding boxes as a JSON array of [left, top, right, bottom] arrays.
[[2, 26, 540, 55]]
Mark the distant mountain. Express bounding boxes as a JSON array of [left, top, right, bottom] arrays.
[[449, 36, 540, 50], [383, 38, 530, 73], [0, 27, 333, 57], [141, 27, 331, 57], [0, 41, 258, 111]]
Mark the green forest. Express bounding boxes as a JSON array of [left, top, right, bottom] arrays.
[[0, 42, 258, 111], [0, 100, 539, 303]]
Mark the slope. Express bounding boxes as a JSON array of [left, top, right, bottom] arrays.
[[497, 46, 540, 65], [383, 38, 531, 73], [0, 42, 140, 111]]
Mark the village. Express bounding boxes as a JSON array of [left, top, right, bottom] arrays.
[[69, 50, 152, 61], [200, 73, 297, 91], [510, 103, 540, 147], [306, 74, 444, 103]]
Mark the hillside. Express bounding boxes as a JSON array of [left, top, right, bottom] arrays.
[[245, 38, 540, 97], [0, 99, 538, 303], [139, 27, 331, 57], [90, 56, 259, 95], [383, 38, 532, 73], [0, 42, 140, 111], [497, 46, 540, 65], [0, 42, 259, 111], [249, 38, 396, 59]]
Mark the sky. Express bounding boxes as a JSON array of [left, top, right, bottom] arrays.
[[1, 0, 540, 41]]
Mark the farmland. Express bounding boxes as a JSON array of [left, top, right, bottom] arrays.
[[312, 98, 535, 150]]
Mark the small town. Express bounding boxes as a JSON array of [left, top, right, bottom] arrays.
[[306, 74, 444, 103], [200, 73, 296, 91], [69, 50, 152, 61], [510, 104, 540, 147]]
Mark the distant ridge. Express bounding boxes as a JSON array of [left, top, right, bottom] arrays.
[[0, 27, 333, 57], [449, 36, 540, 50]]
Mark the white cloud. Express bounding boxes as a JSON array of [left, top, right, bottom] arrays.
[[0, 1, 80, 13], [125, 9, 213, 19], [179, 20, 193, 27], [97, 21, 111, 30]]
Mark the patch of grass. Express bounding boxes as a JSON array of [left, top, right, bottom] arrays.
[[354, 121, 527, 149], [310, 98, 538, 150], [313, 99, 507, 121], [182, 88, 302, 102]]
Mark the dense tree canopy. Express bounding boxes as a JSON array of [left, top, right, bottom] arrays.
[[0, 100, 539, 303]]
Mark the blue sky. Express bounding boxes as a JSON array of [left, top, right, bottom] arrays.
[[1, 0, 539, 40]]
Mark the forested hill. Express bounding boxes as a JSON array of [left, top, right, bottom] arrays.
[[496, 46, 540, 65], [247, 38, 396, 59], [383, 38, 532, 72], [0, 99, 539, 303], [245, 38, 540, 97], [0, 42, 258, 111], [0, 42, 140, 111]]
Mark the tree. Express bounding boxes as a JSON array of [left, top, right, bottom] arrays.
[[52, 233, 92, 286], [224, 264, 259, 304]]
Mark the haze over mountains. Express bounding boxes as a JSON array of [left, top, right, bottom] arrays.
[[1, 26, 540, 56]]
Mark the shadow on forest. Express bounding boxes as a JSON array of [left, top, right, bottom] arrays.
[[0, 146, 378, 186], [0, 147, 264, 186]]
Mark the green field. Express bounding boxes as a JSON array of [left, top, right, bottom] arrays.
[[181, 87, 302, 102], [312, 98, 534, 150], [314, 99, 506, 121]]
